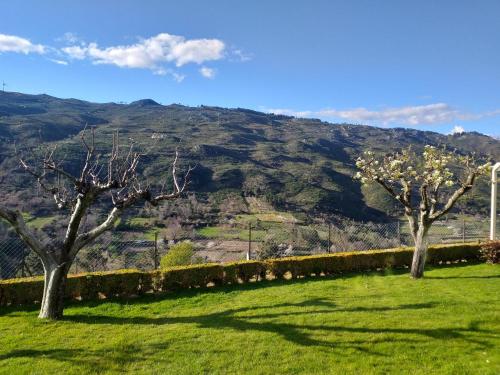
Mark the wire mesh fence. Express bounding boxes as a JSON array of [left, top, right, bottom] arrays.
[[0, 217, 497, 280]]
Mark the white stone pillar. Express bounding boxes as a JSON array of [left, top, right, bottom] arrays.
[[490, 163, 500, 240]]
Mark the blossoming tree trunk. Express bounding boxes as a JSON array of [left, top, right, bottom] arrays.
[[410, 221, 430, 279], [355, 146, 489, 279]]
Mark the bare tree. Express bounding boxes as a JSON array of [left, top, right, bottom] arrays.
[[355, 145, 489, 278], [0, 129, 193, 319]]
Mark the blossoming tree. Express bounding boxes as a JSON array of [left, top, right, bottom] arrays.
[[355, 145, 489, 278]]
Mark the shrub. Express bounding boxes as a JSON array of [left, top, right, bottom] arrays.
[[426, 243, 481, 263], [223, 261, 267, 283], [66, 269, 147, 300], [266, 243, 481, 279], [0, 243, 482, 307], [479, 241, 500, 264], [160, 241, 195, 268], [76, 246, 108, 272], [0, 276, 44, 306], [257, 226, 321, 259], [257, 238, 284, 260], [154, 264, 224, 291]]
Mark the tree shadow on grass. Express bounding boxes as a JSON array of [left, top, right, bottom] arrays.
[[2, 299, 495, 368], [62, 276, 349, 312], [0, 343, 178, 373], [0, 262, 489, 317], [58, 262, 493, 312], [0, 304, 39, 317], [0, 277, 337, 317], [0, 349, 78, 362], [63, 298, 496, 355]]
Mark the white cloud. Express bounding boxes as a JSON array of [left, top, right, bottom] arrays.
[[450, 125, 465, 134], [62, 45, 87, 59], [266, 108, 313, 118], [1, 32, 238, 81], [49, 58, 68, 65], [265, 103, 500, 126], [0, 33, 45, 54], [56, 32, 82, 45], [149, 67, 185, 82], [318, 103, 460, 125], [231, 48, 252, 62], [199, 66, 216, 79], [171, 72, 185, 83], [62, 33, 225, 74]]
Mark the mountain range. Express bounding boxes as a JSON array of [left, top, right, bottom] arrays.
[[0, 91, 498, 222]]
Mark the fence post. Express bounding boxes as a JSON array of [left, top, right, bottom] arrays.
[[462, 218, 466, 243], [20, 249, 26, 278], [327, 223, 331, 253], [247, 223, 252, 260], [154, 231, 159, 269], [397, 221, 401, 247]]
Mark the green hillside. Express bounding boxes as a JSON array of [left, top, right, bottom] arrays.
[[0, 91, 498, 222]]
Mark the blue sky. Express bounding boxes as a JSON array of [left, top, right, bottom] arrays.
[[1, 0, 499, 136]]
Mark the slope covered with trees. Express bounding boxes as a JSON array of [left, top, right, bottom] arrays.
[[1, 91, 498, 222]]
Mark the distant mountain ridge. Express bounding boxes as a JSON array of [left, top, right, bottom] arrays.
[[0, 91, 498, 220]]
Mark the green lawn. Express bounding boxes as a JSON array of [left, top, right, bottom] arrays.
[[0, 264, 498, 374]]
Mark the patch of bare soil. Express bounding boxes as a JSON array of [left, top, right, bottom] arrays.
[[195, 240, 256, 262]]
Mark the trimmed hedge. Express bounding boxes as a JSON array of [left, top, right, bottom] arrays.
[[0, 270, 148, 306], [223, 261, 267, 283], [266, 243, 481, 279], [152, 264, 225, 291], [0, 243, 481, 307]]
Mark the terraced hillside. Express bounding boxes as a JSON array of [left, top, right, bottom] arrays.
[[0, 91, 498, 221]]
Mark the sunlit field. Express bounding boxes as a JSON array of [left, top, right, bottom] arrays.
[[0, 264, 498, 374]]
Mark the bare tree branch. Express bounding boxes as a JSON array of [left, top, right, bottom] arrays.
[[19, 156, 69, 209], [6, 129, 193, 319], [0, 205, 51, 263], [73, 206, 122, 256]]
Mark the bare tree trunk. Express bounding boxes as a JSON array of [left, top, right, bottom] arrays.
[[410, 225, 429, 279], [38, 260, 70, 320], [2, 136, 190, 319]]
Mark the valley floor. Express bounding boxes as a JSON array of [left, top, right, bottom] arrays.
[[0, 264, 498, 374]]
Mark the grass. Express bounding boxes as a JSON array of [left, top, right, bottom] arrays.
[[236, 212, 300, 224], [16, 213, 57, 229], [196, 225, 266, 241], [127, 217, 153, 227], [26, 216, 57, 229], [0, 264, 498, 374]]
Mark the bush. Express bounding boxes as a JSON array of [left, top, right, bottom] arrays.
[[426, 243, 481, 263], [257, 238, 285, 260], [266, 243, 481, 279], [160, 241, 195, 268], [257, 226, 321, 259], [0, 243, 481, 307], [154, 263, 225, 291], [479, 241, 500, 264], [223, 261, 267, 283], [0, 276, 44, 306], [0, 269, 147, 306]]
